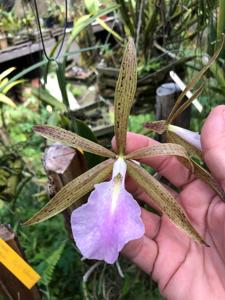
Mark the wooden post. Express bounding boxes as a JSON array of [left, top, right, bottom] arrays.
[[155, 83, 191, 141], [0, 225, 41, 300], [44, 144, 87, 240]]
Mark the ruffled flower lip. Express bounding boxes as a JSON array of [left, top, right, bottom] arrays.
[[71, 158, 145, 264]]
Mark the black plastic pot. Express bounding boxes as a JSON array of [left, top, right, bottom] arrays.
[[66, 21, 74, 28], [0, 0, 15, 11], [43, 16, 57, 28]]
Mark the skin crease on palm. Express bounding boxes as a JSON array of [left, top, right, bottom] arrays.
[[112, 105, 225, 300]]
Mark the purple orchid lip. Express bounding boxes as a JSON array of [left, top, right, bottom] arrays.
[[71, 158, 145, 264], [168, 124, 202, 151]]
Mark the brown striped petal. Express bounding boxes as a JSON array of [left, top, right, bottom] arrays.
[[127, 160, 207, 245], [168, 82, 205, 124], [167, 131, 203, 161], [114, 37, 137, 155], [24, 159, 114, 225], [144, 120, 167, 134], [34, 125, 116, 158], [125, 143, 192, 171]]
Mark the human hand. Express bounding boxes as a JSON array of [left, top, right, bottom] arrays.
[[113, 105, 225, 300]]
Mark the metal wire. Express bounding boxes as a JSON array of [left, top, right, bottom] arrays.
[[33, 0, 68, 62]]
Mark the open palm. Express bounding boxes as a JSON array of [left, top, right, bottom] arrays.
[[115, 106, 225, 300]]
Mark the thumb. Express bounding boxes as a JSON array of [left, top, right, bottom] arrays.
[[201, 105, 225, 190]]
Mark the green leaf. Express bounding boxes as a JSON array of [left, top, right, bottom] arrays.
[[69, 4, 120, 44], [0, 67, 16, 82], [56, 63, 70, 109], [71, 14, 90, 39], [96, 17, 123, 42], [40, 241, 66, 286], [217, 0, 225, 58], [2, 79, 25, 94], [114, 37, 137, 155], [32, 87, 66, 111], [0, 94, 16, 107], [84, 0, 99, 14], [115, 0, 135, 36], [75, 119, 103, 169], [0, 60, 48, 93], [209, 59, 225, 90], [24, 159, 114, 225], [0, 78, 8, 88]]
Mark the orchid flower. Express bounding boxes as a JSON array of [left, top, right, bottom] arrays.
[[144, 38, 225, 200], [25, 38, 207, 264]]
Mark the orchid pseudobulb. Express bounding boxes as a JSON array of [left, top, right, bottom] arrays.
[[26, 38, 208, 265], [71, 158, 144, 263]]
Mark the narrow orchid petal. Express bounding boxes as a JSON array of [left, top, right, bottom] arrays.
[[168, 125, 202, 150], [166, 131, 202, 161], [114, 38, 137, 155], [24, 159, 114, 225], [34, 125, 116, 159], [144, 120, 167, 134], [168, 82, 204, 124], [71, 159, 144, 264], [127, 160, 207, 246], [125, 143, 192, 165]]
